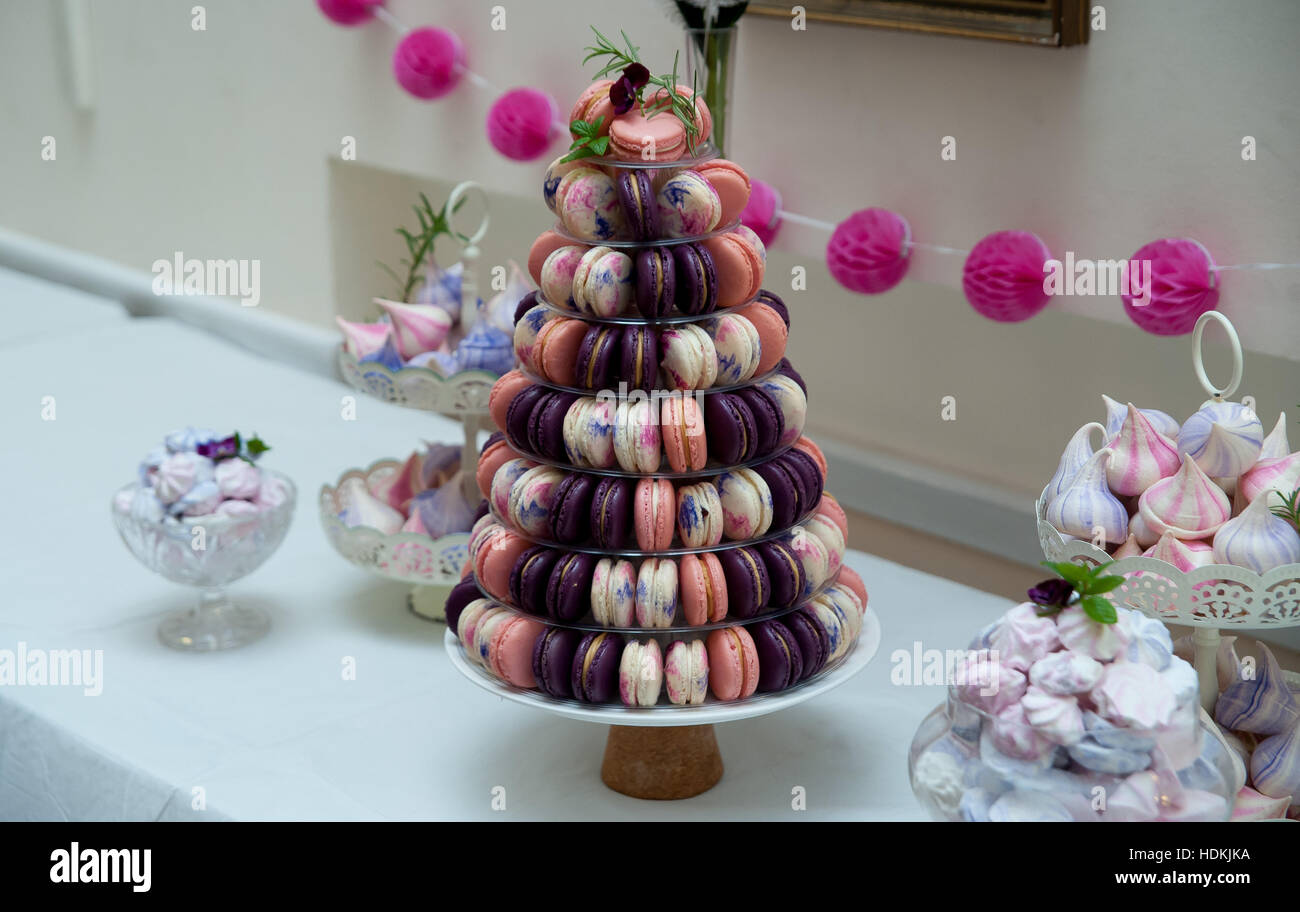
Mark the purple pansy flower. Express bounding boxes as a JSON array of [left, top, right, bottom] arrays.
[[609, 63, 650, 114], [197, 435, 239, 461], [1027, 578, 1073, 608]]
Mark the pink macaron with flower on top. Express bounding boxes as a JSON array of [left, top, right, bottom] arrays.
[[569, 78, 616, 137]]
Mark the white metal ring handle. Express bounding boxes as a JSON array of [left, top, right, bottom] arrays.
[[1191, 310, 1242, 400], [446, 180, 490, 247]]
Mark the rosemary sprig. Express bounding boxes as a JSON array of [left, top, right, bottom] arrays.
[[376, 192, 467, 303], [1271, 488, 1300, 526]]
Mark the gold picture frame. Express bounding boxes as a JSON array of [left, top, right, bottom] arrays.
[[749, 0, 1090, 47]]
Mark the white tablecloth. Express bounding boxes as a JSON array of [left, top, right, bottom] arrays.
[[0, 307, 1014, 821], [0, 267, 128, 348]]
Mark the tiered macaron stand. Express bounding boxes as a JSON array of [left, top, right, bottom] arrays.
[[321, 181, 496, 620], [445, 147, 881, 800], [1037, 312, 1300, 713]]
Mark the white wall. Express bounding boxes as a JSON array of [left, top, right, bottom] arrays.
[[2, 0, 1298, 539]]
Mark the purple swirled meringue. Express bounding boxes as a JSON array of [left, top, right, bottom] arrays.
[[1212, 492, 1300, 573], [214, 459, 263, 500], [1142, 530, 1215, 572], [1091, 661, 1177, 730], [421, 442, 462, 489], [1043, 421, 1106, 507], [1250, 722, 1300, 808], [412, 260, 463, 325], [989, 602, 1060, 672], [1029, 651, 1103, 695], [1259, 412, 1290, 461], [359, 333, 405, 372], [1107, 403, 1181, 496], [1103, 394, 1180, 440], [335, 317, 392, 360], [337, 477, 404, 535], [951, 648, 1027, 714], [1176, 400, 1263, 479], [1056, 603, 1133, 661], [1214, 643, 1299, 736], [1137, 453, 1231, 540], [1045, 448, 1129, 545], [376, 298, 453, 360], [154, 452, 215, 504], [413, 473, 477, 538], [1021, 685, 1085, 745], [1238, 450, 1300, 512]]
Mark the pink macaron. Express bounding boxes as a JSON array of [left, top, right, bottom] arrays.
[[568, 79, 615, 138], [817, 493, 849, 539], [707, 626, 759, 700], [836, 564, 868, 609], [532, 317, 587, 386], [489, 370, 533, 432], [476, 437, 517, 499], [737, 302, 788, 375], [635, 477, 676, 551], [475, 529, 532, 601], [696, 159, 751, 225], [679, 552, 728, 625], [661, 394, 707, 472], [703, 231, 764, 308], [608, 107, 687, 162], [489, 615, 545, 687], [529, 230, 572, 287]]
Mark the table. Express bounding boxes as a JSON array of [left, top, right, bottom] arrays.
[[0, 293, 1014, 821]]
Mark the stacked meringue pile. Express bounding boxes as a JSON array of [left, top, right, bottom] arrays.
[[911, 579, 1232, 822], [335, 442, 479, 540], [1200, 637, 1300, 820], [1045, 395, 1300, 573], [336, 261, 529, 378], [116, 428, 288, 522]]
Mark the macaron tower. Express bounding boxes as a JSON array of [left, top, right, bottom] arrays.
[[450, 42, 870, 712]]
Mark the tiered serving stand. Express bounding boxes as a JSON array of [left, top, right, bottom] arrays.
[[1037, 311, 1300, 713], [444, 147, 881, 799], [321, 181, 498, 620]]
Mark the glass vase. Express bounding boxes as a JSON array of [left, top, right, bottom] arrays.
[[683, 25, 738, 158]]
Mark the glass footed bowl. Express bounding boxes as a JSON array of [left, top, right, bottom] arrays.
[[908, 690, 1235, 822], [111, 471, 296, 651]]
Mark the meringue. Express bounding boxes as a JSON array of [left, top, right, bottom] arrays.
[[214, 499, 260, 518], [1258, 411, 1291, 461], [1107, 404, 1181, 496], [163, 426, 218, 454], [1250, 722, 1300, 807], [154, 452, 215, 504], [988, 602, 1060, 672], [413, 472, 477, 538], [912, 750, 966, 818], [1029, 651, 1104, 694], [1214, 644, 1299, 736], [1111, 533, 1142, 558], [1137, 454, 1232, 540], [358, 334, 405, 371], [129, 488, 165, 523], [1056, 604, 1132, 661], [137, 445, 168, 486], [454, 319, 514, 375], [337, 477, 404, 534], [1230, 785, 1291, 820], [175, 479, 222, 517], [400, 509, 428, 535], [1045, 448, 1129, 546], [412, 260, 464, 325], [1237, 451, 1300, 512], [1102, 394, 1180, 440], [990, 702, 1057, 762], [1128, 510, 1160, 548], [951, 648, 1027, 714], [1212, 492, 1300, 573], [214, 459, 262, 500], [1177, 400, 1263, 479], [1142, 530, 1215, 572], [1125, 612, 1174, 670], [335, 317, 392, 360], [1021, 686, 1085, 745], [1092, 661, 1177, 730], [1043, 421, 1106, 506], [375, 298, 452, 360], [256, 473, 292, 509]]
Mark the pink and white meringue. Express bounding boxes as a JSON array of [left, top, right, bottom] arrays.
[[1128, 510, 1160, 548], [1142, 530, 1215, 572], [1137, 454, 1232, 540], [335, 317, 392, 360], [1043, 421, 1106, 506], [1230, 786, 1291, 820], [988, 602, 1061, 672], [214, 458, 262, 500], [951, 648, 1027, 714], [1092, 661, 1177, 730], [1112, 534, 1143, 558], [421, 442, 462, 489], [1045, 448, 1129, 546], [990, 702, 1057, 762], [256, 473, 292, 509], [154, 452, 215, 504], [375, 298, 453, 360], [1021, 685, 1085, 745], [1028, 651, 1103, 695], [1103, 394, 1180, 440], [1057, 603, 1133, 661], [215, 498, 260, 517], [1212, 492, 1300, 573], [177, 479, 222, 516], [400, 509, 428, 535], [1259, 411, 1291, 461], [1176, 400, 1263, 479], [337, 477, 405, 535], [1238, 451, 1300, 512], [1106, 403, 1181, 496]]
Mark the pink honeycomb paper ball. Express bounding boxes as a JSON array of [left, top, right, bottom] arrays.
[[740, 178, 782, 247], [826, 208, 912, 295], [393, 27, 465, 100], [317, 0, 382, 26], [1121, 237, 1219, 336], [962, 230, 1053, 322], [487, 88, 559, 161]]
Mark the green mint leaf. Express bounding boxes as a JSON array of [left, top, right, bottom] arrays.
[[1080, 595, 1118, 625], [246, 436, 270, 458], [1088, 575, 1125, 595], [559, 145, 598, 164], [1042, 560, 1091, 587], [589, 136, 610, 155]]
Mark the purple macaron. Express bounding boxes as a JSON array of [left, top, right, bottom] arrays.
[[619, 325, 659, 392], [786, 609, 830, 680], [514, 290, 540, 326], [754, 457, 801, 529], [635, 248, 676, 318], [756, 290, 789, 327], [546, 551, 598, 622], [472, 498, 490, 524], [505, 384, 549, 453], [527, 391, 577, 460], [480, 430, 506, 455], [590, 476, 633, 549], [571, 631, 622, 703], [672, 242, 718, 316], [758, 539, 806, 609], [704, 392, 758, 465], [736, 385, 785, 457], [717, 545, 770, 619], [444, 575, 483, 632], [618, 171, 660, 241], [549, 472, 596, 544], [782, 448, 824, 513], [509, 545, 561, 615], [576, 324, 621, 391], [533, 626, 581, 698], [749, 619, 804, 692], [776, 357, 807, 395]]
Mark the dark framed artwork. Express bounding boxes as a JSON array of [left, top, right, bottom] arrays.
[[749, 0, 1091, 46]]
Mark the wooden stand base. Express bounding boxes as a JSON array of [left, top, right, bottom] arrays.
[[600, 724, 724, 800]]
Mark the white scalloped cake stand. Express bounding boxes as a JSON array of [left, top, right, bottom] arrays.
[[444, 607, 881, 798], [1038, 311, 1300, 713]]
